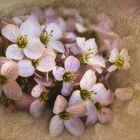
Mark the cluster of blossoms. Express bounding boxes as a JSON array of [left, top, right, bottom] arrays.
[[0, 8, 130, 136]]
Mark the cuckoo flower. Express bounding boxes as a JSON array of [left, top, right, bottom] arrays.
[[108, 48, 130, 72], [18, 49, 56, 77], [1, 20, 44, 60], [30, 84, 49, 117], [49, 95, 85, 136], [76, 37, 105, 73], [0, 61, 22, 100], [53, 56, 80, 96], [69, 70, 113, 126]]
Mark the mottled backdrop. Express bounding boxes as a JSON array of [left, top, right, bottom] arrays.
[[0, 0, 140, 140]]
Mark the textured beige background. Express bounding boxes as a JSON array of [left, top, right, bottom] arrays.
[[0, 0, 140, 140]]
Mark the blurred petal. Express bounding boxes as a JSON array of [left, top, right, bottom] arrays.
[[48, 40, 65, 53], [75, 23, 87, 33], [49, 115, 64, 136], [85, 101, 97, 126], [18, 60, 35, 77], [3, 81, 22, 100], [53, 95, 68, 114], [76, 37, 85, 48], [53, 66, 65, 81], [108, 65, 117, 72], [46, 23, 62, 39], [97, 107, 113, 123], [84, 38, 97, 51], [0, 57, 11, 67], [80, 70, 96, 90], [65, 56, 80, 72], [31, 84, 46, 98], [109, 48, 119, 63], [64, 118, 85, 136], [1, 24, 19, 42], [120, 48, 130, 62], [6, 44, 24, 60], [66, 104, 86, 117], [1, 61, 19, 80], [61, 82, 73, 96], [69, 90, 83, 106], [30, 100, 45, 117]]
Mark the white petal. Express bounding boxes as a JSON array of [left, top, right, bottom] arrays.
[[18, 60, 35, 77], [93, 83, 106, 94], [46, 23, 62, 39], [1, 24, 19, 42], [49, 115, 64, 136], [36, 54, 56, 72], [23, 43, 43, 59], [61, 82, 73, 96], [6, 44, 24, 60], [1, 61, 19, 80], [31, 84, 47, 98], [30, 100, 45, 117], [53, 95, 68, 114], [85, 101, 97, 126], [84, 38, 97, 51], [75, 23, 87, 33], [64, 118, 85, 136], [66, 104, 86, 117], [20, 19, 42, 36], [76, 37, 85, 48], [3, 81, 22, 100], [88, 55, 105, 67], [64, 56, 80, 73], [109, 48, 119, 63], [69, 90, 83, 106], [80, 70, 96, 90], [120, 48, 130, 62], [48, 40, 65, 53], [53, 66, 65, 81], [108, 65, 117, 72]]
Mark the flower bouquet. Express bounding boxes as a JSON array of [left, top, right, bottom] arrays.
[[0, 8, 131, 136]]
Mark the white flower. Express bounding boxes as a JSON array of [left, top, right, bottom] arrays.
[[49, 95, 85, 136], [69, 70, 113, 126], [76, 37, 105, 73], [108, 48, 130, 72], [1, 20, 44, 60]]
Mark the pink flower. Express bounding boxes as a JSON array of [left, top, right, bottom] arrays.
[[0, 61, 22, 100], [49, 95, 85, 136], [30, 84, 49, 117], [76, 37, 105, 73], [69, 70, 113, 126], [53, 56, 80, 96], [108, 48, 130, 72], [2, 20, 44, 60], [18, 48, 56, 77]]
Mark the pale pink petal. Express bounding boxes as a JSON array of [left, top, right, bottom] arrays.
[[84, 38, 97, 51], [64, 118, 85, 136], [31, 84, 47, 98], [88, 55, 105, 67], [20, 19, 42, 36], [18, 60, 35, 77], [53, 95, 68, 114], [3, 81, 22, 100], [36, 55, 56, 72], [85, 101, 97, 126], [1, 61, 19, 80], [93, 83, 106, 94], [48, 40, 65, 53], [109, 48, 119, 63], [75, 23, 87, 33], [76, 37, 85, 48], [108, 65, 117, 72], [6, 44, 24, 60], [97, 107, 113, 123], [0, 57, 11, 67], [80, 70, 96, 91], [61, 82, 73, 96], [120, 48, 130, 62], [64, 56, 80, 73], [66, 104, 86, 117], [53, 66, 65, 81], [1, 24, 19, 42], [69, 90, 83, 106], [30, 100, 45, 117], [49, 115, 64, 136], [46, 23, 62, 39], [24, 44, 43, 59]]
